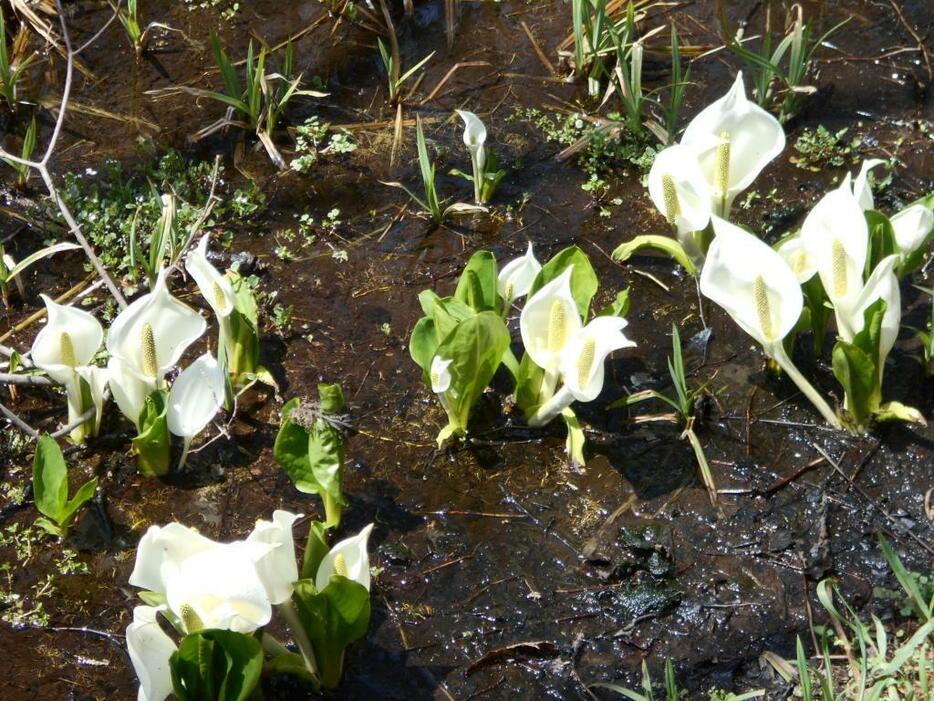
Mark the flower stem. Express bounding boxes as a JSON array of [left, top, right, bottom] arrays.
[[771, 344, 842, 430], [529, 386, 574, 427], [470, 152, 483, 205], [278, 600, 320, 680]]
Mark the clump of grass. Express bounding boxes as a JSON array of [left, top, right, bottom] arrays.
[[791, 126, 862, 171], [58, 150, 264, 290]]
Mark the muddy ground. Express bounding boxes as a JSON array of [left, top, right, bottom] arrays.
[[0, 0, 932, 699]]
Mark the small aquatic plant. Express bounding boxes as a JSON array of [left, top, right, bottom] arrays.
[[0, 6, 34, 111], [450, 110, 506, 205], [126, 512, 375, 698], [377, 37, 434, 105], [411, 245, 634, 464]]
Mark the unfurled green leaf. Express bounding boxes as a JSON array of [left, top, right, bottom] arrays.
[[133, 390, 171, 477], [597, 288, 631, 318], [454, 250, 498, 313], [528, 246, 599, 317], [301, 521, 330, 581], [32, 435, 98, 539], [293, 576, 371, 689], [434, 311, 510, 442], [514, 350, 545, 415], [611, 235, 698, 276], [864, 210, 897, 276], [832, 299, 886, 428], [171, 629, 263, 701]]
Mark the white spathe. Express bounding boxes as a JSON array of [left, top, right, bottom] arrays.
[[838, 254, 901, 373], [31, 295, 105, 441], [890, 203, 934, 260], [777, 236, 818, 284], [701, 217, 841, 429], [429, 356, 452, 394], [848, 158, 886, 211], [519, 266, 582, 374], [315, 523, 374, 593], [126, 605, 176, 701], [681, 72, 786, 216], [800, 181, 869, 313], [497, 243, 542, 304], [166, 353, 226, 440], [455, 109, 487, 172], [246, 510, 302, 605], [647, 144, 713, 240], [107, 269, 206, 382], [107, 356, 156, 428], [701, 217, 802, 349], [185, 234, 235, 319], [31, 294, 103, 385], [559, 316, 636, 403], [127, 514, 304, 634]]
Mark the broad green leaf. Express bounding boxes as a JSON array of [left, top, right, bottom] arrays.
[[417, 289, 441, 316], [431, 296, 474, 344], [864, 210, 897, 276], [274, 398, 315, 491], [514, 351, 545, 415], [832, 298, 886, 428], [133, 390, 171, 477], [597, 288, 631, 318], [434, 311, 510, 440], [454, 251, 498, 313], [528, 246, 599, 317], [32, 434, 68, 524], [293, 576, 371, 689], [224, 271, 265, 387], [409, 317, 439, 379], [611, 235, 698, 276], [301, 520, 330, 581], [318, 383, 345, 414], [171, 629, 263, 701], [60, 476, 99, 529]]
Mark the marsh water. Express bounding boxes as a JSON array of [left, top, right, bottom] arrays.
[[0, 0, 932, 698]]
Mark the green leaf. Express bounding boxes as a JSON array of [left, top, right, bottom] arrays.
[[873, 401, 925, 426], [454, 250, 498, 313], [293, 577, 371, 689], [409, 316, 439, 380], [597, 288, 631, 318], [60, 476, 99, 529], [417, 289, 441, 316], [864, 210, 897, 276], [514, 351, 545, 415], [224, 271, 264, 387], [528, 246, 599, 317], [832, 299, 886, 428], [171, 629, 264, 701], [274, 391, 347, 527], [431, 296, 475, 343], [301, 521, 330, 581], [434, 311, 510, 442], [32, 434, 68, 524], [133, 390, 171, 477], [611, 235, 698, 276]]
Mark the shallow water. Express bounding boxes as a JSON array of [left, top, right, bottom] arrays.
[[0, 0, 932, 698]]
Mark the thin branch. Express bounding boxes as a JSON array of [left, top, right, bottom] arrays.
[[50, 407, 95, 439], [0, 401, 38, 437], [0, 373, 53, 386]]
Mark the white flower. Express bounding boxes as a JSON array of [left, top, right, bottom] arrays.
[[847, 158, 886, 211], [800, 181, 868, 314], [680, 72, 786, 217], [890, 203, 933, 261], [246, 510, 302, 605], [31, 295, 104, 442], [776, 235, 818, 284], [701, 216, 840, 428], [647, 144, 713, 243], [519, 266, 582, 374], [166, 353, 226, 445], [315, 523, 374, 592], [185, 234, 235, 320], [455, 109, 487, 172], [528, 316, 636, 427], [107, 356, 155, 428], [837, 254, 901, 376], [126, 605, 176, 701], [107, 269, 206, 384], [497, 243, 541, 304], [429, 356, 452, 394]]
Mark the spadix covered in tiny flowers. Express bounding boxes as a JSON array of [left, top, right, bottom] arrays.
[[106, 269, 206, 424], [700, 217, 842, 429], [31, 295, 106, 443]]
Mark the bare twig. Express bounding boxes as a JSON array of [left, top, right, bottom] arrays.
[[0, 373, 53, 386], [0, 400, 38, 436]]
